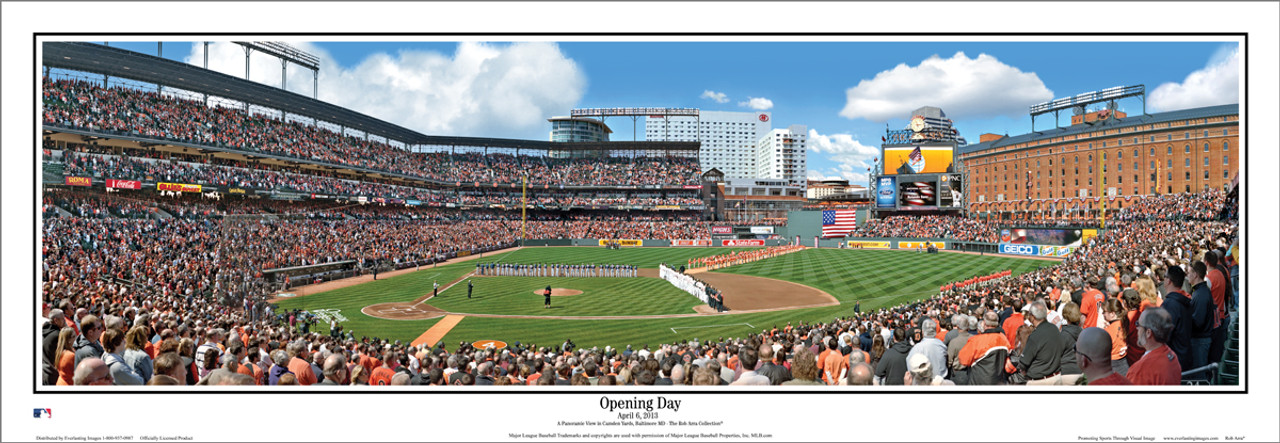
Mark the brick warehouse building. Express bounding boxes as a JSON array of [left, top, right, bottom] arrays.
[[959, 104, 1238, 218]]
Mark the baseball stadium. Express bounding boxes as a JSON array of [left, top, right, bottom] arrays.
[[39, 41, 1241, 388]]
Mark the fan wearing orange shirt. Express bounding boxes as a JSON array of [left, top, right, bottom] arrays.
[[1080, 281, 1107, 329]]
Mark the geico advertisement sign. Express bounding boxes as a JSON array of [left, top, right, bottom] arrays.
[[999, 244, 1041, 256]]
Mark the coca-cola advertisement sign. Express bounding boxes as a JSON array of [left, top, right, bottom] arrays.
[[711, 226, 733, 234], [721, 239, 765, 247], [105, 179, 141, 190]]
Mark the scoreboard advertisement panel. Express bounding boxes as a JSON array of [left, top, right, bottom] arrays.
[[898, 180, 937, 208], [939, 173, 963, 208]]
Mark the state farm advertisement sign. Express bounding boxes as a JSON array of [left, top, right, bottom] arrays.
[[721, 239, 765, 247], [105, 179, 142, 190], [711, 226, 733, 234], [157, 182, 202, 193], [672, 240, 712, 247]]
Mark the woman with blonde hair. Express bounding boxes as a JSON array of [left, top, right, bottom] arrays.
[[1134, 277, 1162, 314], [53, 327, 77, 385], [123, 326, 153, 383], [616, 366, 633, 386]]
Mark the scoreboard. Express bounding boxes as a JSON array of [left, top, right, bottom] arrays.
[[877, 172, 963, 211]]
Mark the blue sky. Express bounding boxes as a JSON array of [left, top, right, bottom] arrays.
[[99, 40, 1241, 185]]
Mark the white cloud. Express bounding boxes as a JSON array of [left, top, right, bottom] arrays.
[[1149, 45, 1240, 112], [700, 90, 729, 103], [739, 97, 773, 110], [839, 52, 1053, 122], [183, 41, 585, 139], [807, 129, 879, 185]]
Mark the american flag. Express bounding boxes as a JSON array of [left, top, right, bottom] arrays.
[[821, 210, 857, 237], [908, 146, 923, 162]]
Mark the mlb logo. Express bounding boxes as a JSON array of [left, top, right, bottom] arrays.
[[34, 408, 51, 418]]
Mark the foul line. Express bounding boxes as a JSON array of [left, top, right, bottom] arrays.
[[416, 271, 475, 304], [670, 323, 754, 334]]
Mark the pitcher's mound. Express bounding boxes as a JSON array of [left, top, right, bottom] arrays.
[[532, 288, 583, 297]]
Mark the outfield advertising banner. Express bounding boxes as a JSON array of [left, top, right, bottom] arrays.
[[721, 239, 765, 247], [847, 241, 891, 249], [1040, 246, 1058, 257], [105, 179, 141, 190], [65, 176, 92, 187], [876, 177, 897, 208], [157, 182, 201, 193], [672, 239, 712, 247], [749, 226, 774, 235], [898, 241, 945, 250], [1058, 247, 1074, 257], [1001, 228, 1087, 247], [711, 226, 733, 234], [599, 239, 643, 247], [999, 244, 1040, 256]]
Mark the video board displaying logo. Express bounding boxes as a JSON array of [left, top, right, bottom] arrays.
[[883, 145, 954, 175]]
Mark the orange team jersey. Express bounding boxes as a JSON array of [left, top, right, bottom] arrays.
[[1126, 345, 1181, 385], [822, 352, 848, 385], [1080, 289, 1106, 328], [1105, 320, 1127, 361], [369, 367, 395, 386]]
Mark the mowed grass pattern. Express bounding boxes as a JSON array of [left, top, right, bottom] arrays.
[[716, 249, 1056, 312], [274, 247, 1056, 350], [430, 276, 701, 316]]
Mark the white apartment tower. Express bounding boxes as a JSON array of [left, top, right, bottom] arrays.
[[645, 110, 771, 179], [756, 124, 807, 186]]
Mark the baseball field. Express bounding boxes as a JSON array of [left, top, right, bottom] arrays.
[[272, 247, 1055, 350]]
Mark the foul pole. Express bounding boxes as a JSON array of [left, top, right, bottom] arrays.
[[521, 172, 528, 244]]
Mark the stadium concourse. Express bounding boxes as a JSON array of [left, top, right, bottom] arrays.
[[40, 186, 1238, 386]]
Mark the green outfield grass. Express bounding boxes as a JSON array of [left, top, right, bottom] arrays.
[[273, 247, 1058, 349], [471, 247, 760, 269], [430, 276, 701, 316]]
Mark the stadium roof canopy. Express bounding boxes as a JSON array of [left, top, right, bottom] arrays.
[[43, 42, 698, 152], [958, 103, 1238, 157]]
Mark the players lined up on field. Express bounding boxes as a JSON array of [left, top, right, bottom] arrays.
[[476, 263, 637, 278], [690, 245, 806, 271], [44, 78, 700, 187]]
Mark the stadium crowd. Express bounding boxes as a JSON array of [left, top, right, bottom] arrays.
[[852, 215, 1000, 242], [40, 186, 1238, 387], [43, 78, 700, 187]]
